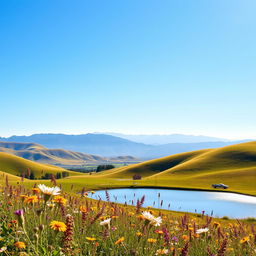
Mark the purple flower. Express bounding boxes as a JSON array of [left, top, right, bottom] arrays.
[[172, 236, 178, 242], [14, 209, 24, 216], [111, 226, 117, 231]]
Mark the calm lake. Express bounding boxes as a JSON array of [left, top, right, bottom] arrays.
[[88, 188, 256, 219]]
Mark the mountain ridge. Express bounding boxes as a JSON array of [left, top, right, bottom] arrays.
[[0, 141, 138, 166], [0, 133, 251, 158]]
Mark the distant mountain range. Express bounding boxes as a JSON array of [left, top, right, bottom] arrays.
[[0, 133, 252, 158], [103, 133, 229, 144], [0, 141, 138, 166]]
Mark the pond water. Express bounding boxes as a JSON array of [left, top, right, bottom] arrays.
[[88, 188, 256, 219]]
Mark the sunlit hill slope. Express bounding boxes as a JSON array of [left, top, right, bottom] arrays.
[[93, 141, 256, 194], [0, 152, 80, 178]]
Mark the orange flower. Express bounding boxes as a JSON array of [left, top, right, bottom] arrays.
[[115, 237, 125, 245], [14, 241, 26, 249], [80, 206, 87, 213], [155, 230, 164, 235], [49, 221, 67, 232], [24, 196, 38, 204], [20, 195, 28, 200], [52, 196, 67, 205], [32, 188, 40, 194], [182, 235, 189, 241], [111, 215, 119, 219], [137, 215, 145, 220], [213, 222, 221, 228]]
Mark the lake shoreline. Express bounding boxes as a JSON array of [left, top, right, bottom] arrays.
[[89, 187, 256, 219], [93, 185, 256, 197]]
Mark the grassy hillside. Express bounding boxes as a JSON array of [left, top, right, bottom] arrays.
[[0, 141, 255, 196], [0, 142, 138, 166], [95, 149, 210, 178], [57, 141, 256, 195], [0, 152, 80, 178]]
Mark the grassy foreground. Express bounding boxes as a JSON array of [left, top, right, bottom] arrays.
[[0, 183, 255, 256]]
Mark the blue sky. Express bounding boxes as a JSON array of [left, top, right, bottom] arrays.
[[0, 0, 255, 139]]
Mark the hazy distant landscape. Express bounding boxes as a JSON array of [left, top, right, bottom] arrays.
[[0, 133, 250, 158]]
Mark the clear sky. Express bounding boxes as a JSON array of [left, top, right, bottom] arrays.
[[0, 0, 255, 139]]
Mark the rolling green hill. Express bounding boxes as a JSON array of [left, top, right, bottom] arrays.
[[0, 142, 138, 166], [0, 141, 255, 196], [0, 152, 80, 178], [72, 141, 255, 195]]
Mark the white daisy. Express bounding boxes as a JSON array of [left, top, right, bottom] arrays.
[[0, 247, 7, 253], [196, 228, 209, 234], [150, 216, 162, 227], [38, 184, 61, 196], [100, 218, 111, 227], [142, 211, 162, 227], [155, 248, 169, 255], [142, 211, 155, 221]]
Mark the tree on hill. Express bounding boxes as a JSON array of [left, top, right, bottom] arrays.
[[96, 164, 115, 172]]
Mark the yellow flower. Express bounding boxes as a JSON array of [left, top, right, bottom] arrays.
[[49, 221, 67, 232], [147, 238, 157, 243], [24, 195, 38, 204], [86, 237, 97, 241], [14, 241, 26, 249], [240, 236, 250, 244], [128, 212, 135, 216], [52, 196, 67, 205], [111, 215, 119, 219], [115, 237, 125, 245], [226, 248, 234, 252], [136, 232, 143, 237]]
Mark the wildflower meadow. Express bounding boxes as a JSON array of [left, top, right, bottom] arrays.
[[0, 182, 255, 256]]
